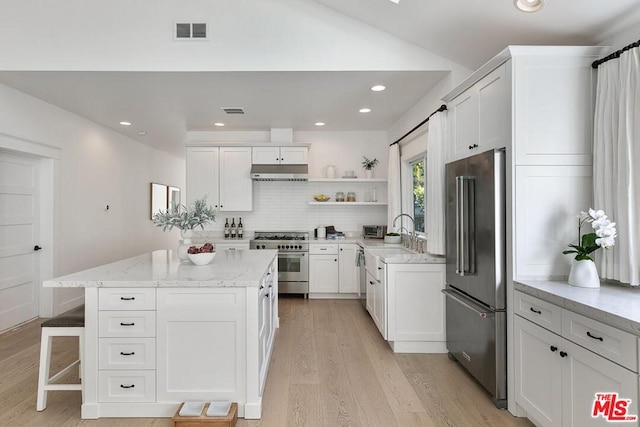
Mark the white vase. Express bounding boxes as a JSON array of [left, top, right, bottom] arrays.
[[568, 259, 600, 288], [177, 229, 194, 261], [365, 169, 373, 179]]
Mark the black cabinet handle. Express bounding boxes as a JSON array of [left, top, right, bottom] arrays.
[[120, 351, 135, 356], [335, 259, 338, 262], [530, 307, 542, 314], [34, 245, 43, 251], [587, 331, 604, 341], [550, 345, 557, 352], [120, 384, 135, 389], [369, 281, 375, 285], [559, 351, 568, 358], [378, 267, 382, 270], [120, 297, 135, 301], [120, 322, 135, 326]]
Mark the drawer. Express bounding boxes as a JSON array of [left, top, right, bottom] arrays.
[[99, 338, 156, 370], [157, 288, 244, 311], [215, 242, 250, 251], [309, 244, 338, 255], [98, 370, 156, 402], [99, 288, 156, 310], [99, 311, 156, 337], [513, 291, 562, 334], [562, 309, 637, 372]]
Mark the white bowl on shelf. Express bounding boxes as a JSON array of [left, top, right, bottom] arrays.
[[187, 252, 216, 265]]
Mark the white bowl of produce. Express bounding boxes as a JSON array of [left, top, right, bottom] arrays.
[[187, 243, 216, 265], [188, 252, 216, 265]]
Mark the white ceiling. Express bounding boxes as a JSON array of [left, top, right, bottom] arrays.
[[0, 0, 638, 158]]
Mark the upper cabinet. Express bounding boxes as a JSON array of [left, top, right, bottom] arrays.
[[186, 146, 253, 212], [446, 63, 509, 162], [252, 146, 308, 165]]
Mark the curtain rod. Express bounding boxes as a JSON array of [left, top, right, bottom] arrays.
[[390, 104, 447, 146], [592, 38, 640, 69]]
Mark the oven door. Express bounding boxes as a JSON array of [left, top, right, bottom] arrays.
[[278, 252, 308, 283]]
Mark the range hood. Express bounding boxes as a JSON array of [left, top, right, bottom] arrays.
[[250, 164, 308, 181]]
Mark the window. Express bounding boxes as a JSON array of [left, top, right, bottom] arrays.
[[411, 158, 425, 233]]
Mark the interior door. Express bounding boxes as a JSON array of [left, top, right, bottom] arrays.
[[0, 151, 40, 332]]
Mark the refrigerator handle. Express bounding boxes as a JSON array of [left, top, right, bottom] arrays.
[[466, 177, 476, 275], [442, 289, 487, 318], [456, 176, 463, 274]]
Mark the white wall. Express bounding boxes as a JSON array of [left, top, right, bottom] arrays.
[[0, 83, 184, 312], [187, 130, 388, 234], [599, 21, 640, 52], [0, 0, 466, 74]]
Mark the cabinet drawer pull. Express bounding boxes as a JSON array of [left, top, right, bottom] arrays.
[[529, 307, 542, 315], [369, 281, 375, 285], [559, 351, 568, 358], [550, 345, 557, 352], [120, 322, 135, 326], [320, 248, 327, 251], [120, 384, 135, 389], [120, 297, 135, 301], [586, 331, 604, 341], [120, 351, 135, 356]]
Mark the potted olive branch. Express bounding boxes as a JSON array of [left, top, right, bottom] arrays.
[[362, 156, 379, 179]]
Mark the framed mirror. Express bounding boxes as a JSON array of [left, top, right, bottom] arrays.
[[168, 186, 181, 210], [150, 182, 168, 220]]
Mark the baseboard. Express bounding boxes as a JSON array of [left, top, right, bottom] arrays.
[[389, 340, 447, 353]]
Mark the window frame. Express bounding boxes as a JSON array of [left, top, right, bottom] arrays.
[[400, 152, 427, 236]]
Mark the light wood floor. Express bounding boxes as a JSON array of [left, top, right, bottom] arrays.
[[0, 297, 533, 427]]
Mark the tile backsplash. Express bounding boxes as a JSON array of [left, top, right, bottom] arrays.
[[201, 181, 388, 234]]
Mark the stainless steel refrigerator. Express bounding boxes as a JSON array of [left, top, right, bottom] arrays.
[[443, 148, 507, 408]]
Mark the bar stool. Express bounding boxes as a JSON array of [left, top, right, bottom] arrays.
[[36, 304, 85, 411]]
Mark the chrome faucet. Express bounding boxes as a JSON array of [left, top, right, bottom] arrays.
[[393, 214, 415, 250]]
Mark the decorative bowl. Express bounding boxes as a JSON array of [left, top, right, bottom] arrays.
[[313, 195, 331, 202], [187, 251, 216, 265]]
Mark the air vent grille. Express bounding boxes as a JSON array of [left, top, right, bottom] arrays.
[[175, 23, 207, 40], [221, 107, 245, 115]]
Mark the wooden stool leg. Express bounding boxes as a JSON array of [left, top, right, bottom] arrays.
[[36, 329, 53, 411]]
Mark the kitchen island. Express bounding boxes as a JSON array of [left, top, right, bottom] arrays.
[[44, 249, 278, 420]]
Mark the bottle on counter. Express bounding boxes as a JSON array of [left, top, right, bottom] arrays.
[[238, 218, 244, 239], [224, 218, 230, 239], [230, 218, 237, 239]]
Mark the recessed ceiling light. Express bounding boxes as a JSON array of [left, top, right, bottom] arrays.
[[119, 121, 131, 126], [214, 122, 225, 127], [514, 0, 544, 12], [359, 108, 372, 113], [388, 0, 400, 3], [138, 130, 148, 136], [315, 122, 326, 126], [371, 85, 386, 92]]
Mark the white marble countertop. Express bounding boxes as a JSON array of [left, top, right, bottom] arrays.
[[515, 280, 640, 335], [43, 249, 278, 288], [310, 237, 446, 264]]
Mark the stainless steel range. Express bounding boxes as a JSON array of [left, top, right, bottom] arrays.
[[250, 231, 309, 297]]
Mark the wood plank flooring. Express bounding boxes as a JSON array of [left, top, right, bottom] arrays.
[[0, 297, 533, 427]]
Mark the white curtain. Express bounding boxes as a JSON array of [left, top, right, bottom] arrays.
[[426, 111, 447, 255], [387, 143, 402, 230], [593, 45, 640, 286]]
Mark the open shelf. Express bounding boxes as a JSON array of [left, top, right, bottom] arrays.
[[308, 201, 387, 206], [308, 178, 387, 183]]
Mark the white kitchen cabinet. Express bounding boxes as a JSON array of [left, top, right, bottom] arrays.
[[514, 291, 639, 427], [371, 264, 386, 339], [386, 263, 446, 353], [309, 253, 339, 293], [338, 244, 359, 294], [251, 146, 308, 165], [447, 63, 509, 162], [214, 241, 250, 251], [186, 146, 253, 211]]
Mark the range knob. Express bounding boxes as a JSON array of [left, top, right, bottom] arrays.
[[277, 245, 281, 250], [286, 245, 290, 249], [261, 245, 266, 249]]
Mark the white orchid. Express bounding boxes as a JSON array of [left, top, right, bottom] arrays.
[[563, 208, 618, 261]]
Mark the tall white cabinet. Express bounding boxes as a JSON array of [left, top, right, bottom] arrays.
[[442, 46, 609, 416]]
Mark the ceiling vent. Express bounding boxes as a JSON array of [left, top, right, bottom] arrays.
[[174, 23, 207, 40], [221, 107, 245, 115]]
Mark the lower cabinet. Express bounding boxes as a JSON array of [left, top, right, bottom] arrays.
[[514, 291, 639, 427], [366, 268, 386, 338], [338, 244, 359, 293], [386, 263, 446, 353], [308, 243, 361, 296], [309, 254, 339, 293]]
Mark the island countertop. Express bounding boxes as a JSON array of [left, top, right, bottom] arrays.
[[43, 249, 278, 288]]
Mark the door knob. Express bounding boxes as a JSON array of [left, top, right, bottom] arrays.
[[34, 245, 43, 251]]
